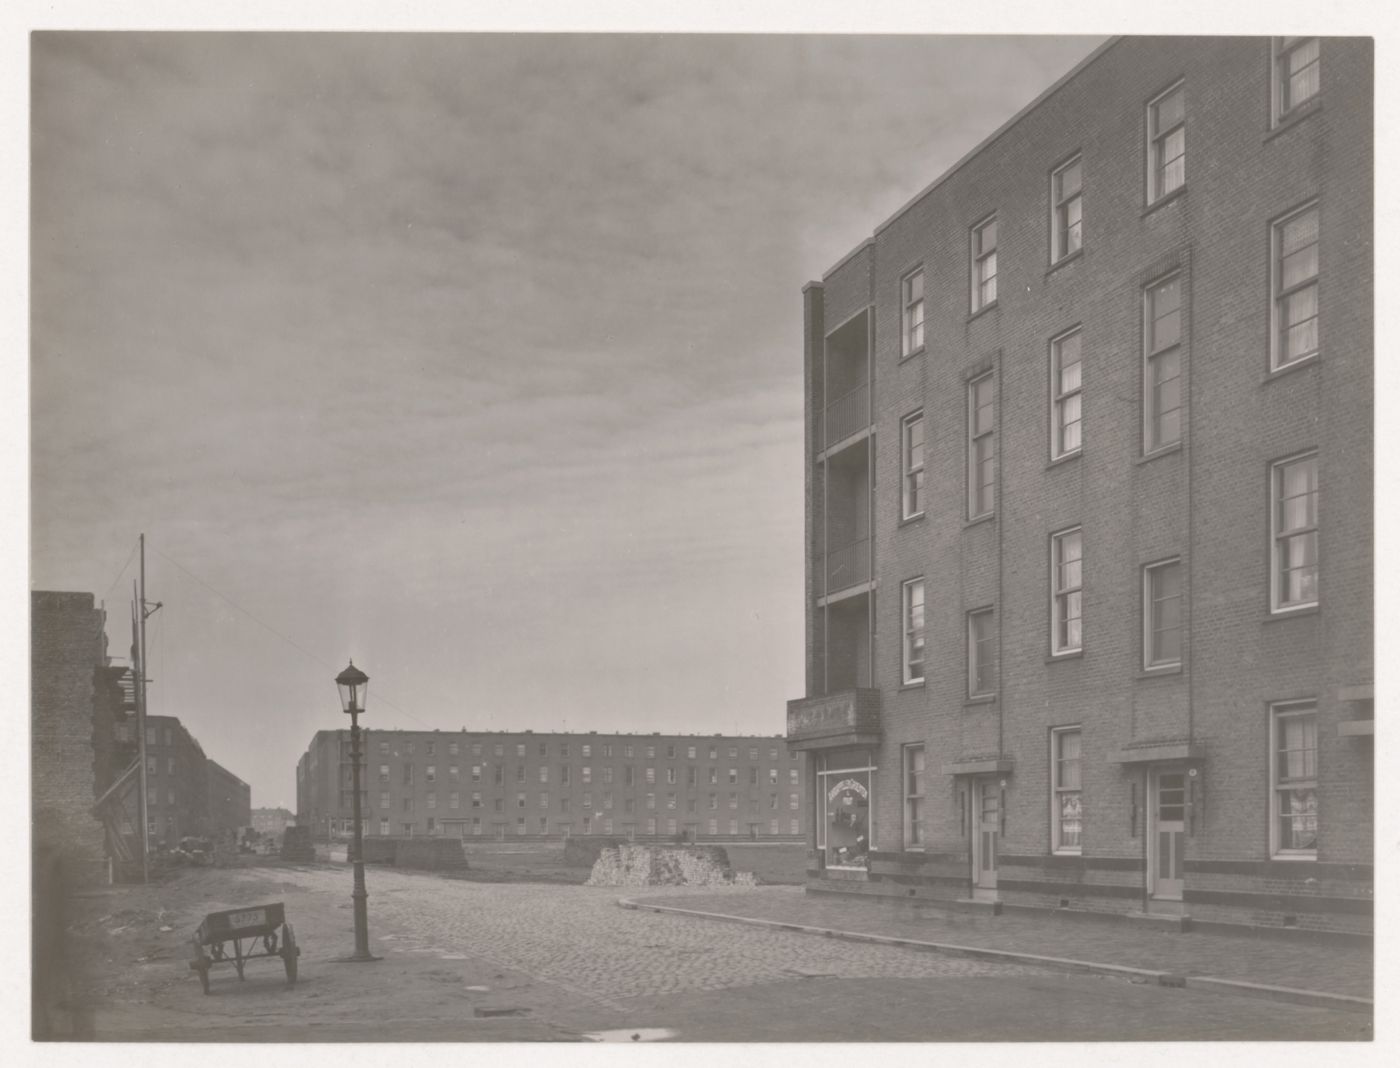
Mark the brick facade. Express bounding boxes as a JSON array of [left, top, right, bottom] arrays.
[[297, 729, 805, 843], [207, 760, 251, 836], [788, 37, 1372, 934], [31, 591, 113, 884]]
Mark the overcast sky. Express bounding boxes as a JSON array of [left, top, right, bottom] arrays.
[[31, 32, 1103, 809]]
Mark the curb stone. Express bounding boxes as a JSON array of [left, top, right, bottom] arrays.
[[617, 896, 1372, 1015]]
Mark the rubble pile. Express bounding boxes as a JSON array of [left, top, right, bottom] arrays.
[[585, 844, 757, 888]]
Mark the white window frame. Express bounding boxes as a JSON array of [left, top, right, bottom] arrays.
[[902, 578, 926, 685], [902, 267, 925, 356], [1050, 727, 1083, 855], [967, 371, 996, 519], [1050, 155, 1083, 263], [1049, 327, 1083, 460], [902, 744, 925, 849], [1143, 558, 1183, 670], [970, 214, 998, 312], [1146, 81, 1185, 204], [1270, 451, 1319, 613], [1272, 38, 1320, 126], [1143, 273, 1183, 455], [1051, 527, 1084, 656], [967, 607, 997, 699], [901, 410, 925, 519], [1271, 201, 1320, 371], [1269, 702, 1319, 858]]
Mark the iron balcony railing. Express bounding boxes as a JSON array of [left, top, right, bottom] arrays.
[[825, 537, 871, 594], [824, 382, 870, 449]]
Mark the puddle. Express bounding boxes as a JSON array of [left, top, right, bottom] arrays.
[[584, 1028, 676, 1042], [475, 1006, 530, 1018]]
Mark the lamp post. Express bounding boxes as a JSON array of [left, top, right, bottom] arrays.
[[335, 661, 376, 962]]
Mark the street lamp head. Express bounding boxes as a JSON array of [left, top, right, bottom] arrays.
[[336, 661, 369, 715]]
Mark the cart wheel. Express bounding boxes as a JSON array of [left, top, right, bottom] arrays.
[[281, 923, 299, 985]]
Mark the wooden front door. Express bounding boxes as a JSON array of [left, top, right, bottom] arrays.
[[973, 779, 999, 892], [1149, 768, 1186, 900]]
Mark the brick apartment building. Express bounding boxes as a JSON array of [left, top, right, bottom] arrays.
[[297, 730, 805, 842], [786, 37, 1372, 933], [32, 591, 131, 885], [207, 760, 252, 837]]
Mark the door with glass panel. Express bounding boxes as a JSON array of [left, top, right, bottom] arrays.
[[972, 779, 999, 894], [1148, 768, 1185, 901]]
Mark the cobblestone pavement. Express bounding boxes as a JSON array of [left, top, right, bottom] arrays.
[[277, 868, 1055, 1007], [648, 887, 1373, 999]]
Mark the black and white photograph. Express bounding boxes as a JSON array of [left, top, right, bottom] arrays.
[[17, 2, 1384, 1051]]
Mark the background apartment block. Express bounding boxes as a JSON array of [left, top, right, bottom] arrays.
[[787, 37, 1372, 934], [297, 729, 805, 842], [207, 759, 252, 837]]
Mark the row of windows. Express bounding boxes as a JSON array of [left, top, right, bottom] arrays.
[[339, 817, 804, 838], [901, 453, 1317, 688], [367, 763, 802, 787], [360, 790, 805, 814], [901, 701, 1319, 859], [370, 739, 793, 761], [897, 198, 1320, 531], [897, 41, 1320, 351]]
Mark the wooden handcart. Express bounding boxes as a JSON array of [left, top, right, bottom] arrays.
[[189, 902, 299, 994]]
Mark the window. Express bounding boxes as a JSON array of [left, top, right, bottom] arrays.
[[493, 744, 503, 757], [604, 818, 614, 835], [646, 767, 656, 785], [146, 726, 156, 746], [967, 372, 996, 518], [1051, 728, 1083, 853], [538, 765, 548, 783], [493, 798, 503, 813], [426, 741, 435, 756], [902, 578, 926, 685], [903, 745, 925, 848], [667, 818, 677, 835], [748, 767, 757, 786], [471, 743, 481, 757], [1273, 38, 1320, 124], [471, 765, 481, 783], [1050, 155, 1083, 262], [647, 818, 658, 835], [582, 792, 592, 808], [709, 746, 717, 760], [603, 767, 614, 784], [790, 793, 799, 810], [729, 746, 738, 759], [728, 768, 738, 785], [540, 793, 549, 809], [402, 764, 414, 786], [688, 746, 697, 759], [426, 765, 436, 783], [538, 742, 547, 757], [666, 744, 676, 759], [1143, 274, 1183, 453], [729, 819, 739, 835], [789, 769, 799, 786], [968, 608, 997, 698], [624, 744, 633, 758], [515, 764, 525, 782], [1051, 528, 1084, 655], [769, 794, 778, 809], [646, 793, 656, 810], [1271, 453, 1319, 611], [471, 792, 481, 808], [646, 745, 655, 759], [708, 818, 718, 835], [769, 819, 780, 835], [666, 767, 676, 784], [517, 793, 527, 809], [426, 793, 437, 810], [403, 823, 414, 836], [769, 768, 778, 785], [448, 742, 458, 756], [379, 740, 390, 755], [970, 215, 997, 311], [1147, 82, 1185, 203], [666, 793, 676, 810], [1143, 559, 1183, 669], [1050, 328, 1083, 459], [560, 766, 570, 785], [406, 741, 414, 755], [516, 817, 526, 833], [708, 794, 717, 810], [624, 766, 635, 787], [583, 766, 593, 784], [561, 743, 569, 757], [1271, 703, 1318, 856], [708, 768, 717, 784], [516, 744, 525, 757], [770, 747, 778, 760], [450, 791, 459, 809], [790, 818, 800, 835], [602, 744, 612, 757], [687, 767, 697, 786], [902, 268, 925, 355], [426, 816, 436, 834], [166, 756, 174, 775], [901, 411, 925, 519], [449, 765, 459, 782], [1272, 203, 1320, 370], [582, 744, 591, 757], [379, 791, 390, 809], [749, 747, 758, 761], [603, 793, 613, 810], [380, 819, 390, 836], [403, 796, 413, 812]]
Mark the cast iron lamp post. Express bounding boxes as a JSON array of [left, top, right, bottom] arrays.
[[336, 661, 376, 962]]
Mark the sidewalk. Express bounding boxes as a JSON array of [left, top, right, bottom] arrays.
[[625, 886, 1372, 1005]]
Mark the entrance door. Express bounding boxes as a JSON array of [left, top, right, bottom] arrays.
[[972, 780, 999, 895], [1149, 768, 1186, 901]]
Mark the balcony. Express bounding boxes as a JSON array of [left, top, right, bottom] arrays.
[[823, 382, 870, 451], [824, 538, 871, 597], [786, 689, 882, 751]]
